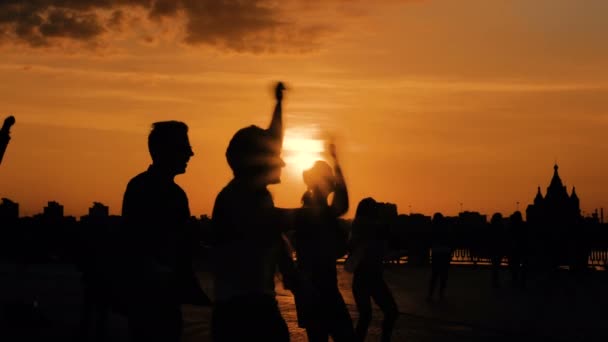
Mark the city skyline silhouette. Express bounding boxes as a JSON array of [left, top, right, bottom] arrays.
[[2, 1, 608, 219], [1, 163, 604, 224], [1, 1, 608, 341]]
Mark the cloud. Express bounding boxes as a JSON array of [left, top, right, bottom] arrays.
[[0, 0, 412, 53]]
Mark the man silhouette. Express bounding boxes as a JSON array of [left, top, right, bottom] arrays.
[[210, 83, 292, 342], [120, 121, 209, 342]]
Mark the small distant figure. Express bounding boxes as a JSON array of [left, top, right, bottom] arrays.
[[489, 212, 506, 288], [117, 121, 210, 342], [292, 143, 355, 341], [0, 115, 16, 166], [210, 82, 292, 342], [347, 197, 399, 342], [426, 213, 452, 302], [507, 211, 527, 289]]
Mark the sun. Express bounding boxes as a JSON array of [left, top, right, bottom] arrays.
[[283, 127, 326, 176]]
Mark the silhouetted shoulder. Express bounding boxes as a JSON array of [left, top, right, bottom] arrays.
[[122, 171, 150, 214], [213, 180, 273, 217], [125, 171, 150, 192], [122, 168, 189, 220]]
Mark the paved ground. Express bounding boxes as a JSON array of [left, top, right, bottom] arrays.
[[1, 262, 607, 341]]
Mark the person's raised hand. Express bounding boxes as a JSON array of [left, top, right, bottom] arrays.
[[275, 82, 286, 102], [2, 116, 15, 131]]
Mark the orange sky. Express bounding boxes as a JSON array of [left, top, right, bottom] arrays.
[[1, 0, 607, 218]]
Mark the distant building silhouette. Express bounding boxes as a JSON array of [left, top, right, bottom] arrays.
[[526, 164, 582, 226], [80, 202, 113, 226], [458, 211, 487, 226], [0, 198, 19, 222], [525, 164, 587, 269], [43, 201, 64, 221], [89, 202, 109, 219]]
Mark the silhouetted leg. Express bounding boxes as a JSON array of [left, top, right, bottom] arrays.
[[427, 268, 438, 300], [370, 278, 398, 342], [211, 295, 289, 342], [329, 292, 356, 342], [439, 263, 449, 300], [352, 274, 372, 342]]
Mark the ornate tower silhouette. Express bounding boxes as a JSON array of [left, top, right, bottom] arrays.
[[526, 164, 582, 226]]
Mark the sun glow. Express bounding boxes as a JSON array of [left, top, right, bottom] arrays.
[[283, 127, 326, 176]]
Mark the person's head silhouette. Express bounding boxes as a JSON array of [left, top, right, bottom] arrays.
[[226, 125, 285, 186], [355, 197, 378, 220], [491, 212, 503, 225], [148, 121, 193, 176], [302, 160, 335, 203], [432, 212, 445, 225]]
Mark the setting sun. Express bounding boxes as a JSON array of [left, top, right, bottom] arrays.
[[283, 127, 326, 177]]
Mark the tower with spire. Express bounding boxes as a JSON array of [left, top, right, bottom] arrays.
[[526, 164, 582, 226]]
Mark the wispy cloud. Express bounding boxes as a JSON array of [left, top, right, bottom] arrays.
[[0, 0, 415, 53]]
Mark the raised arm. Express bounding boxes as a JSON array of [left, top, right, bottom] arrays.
[[0, 115, 15, 166], [329, 142, 349, 217], [267, 82, 285, 146]]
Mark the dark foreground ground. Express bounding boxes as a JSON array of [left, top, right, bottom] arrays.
[[1, 261, 607, 341]]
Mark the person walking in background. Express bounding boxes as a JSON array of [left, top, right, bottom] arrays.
[[489, 212, 506, 288], [117, 121, 210, 342], [347, 197, 399, 342], [210, 82, 294, 342], [426, 212, 453, 302], [508, 211, 527, 289], [291, 142, 354, 342]]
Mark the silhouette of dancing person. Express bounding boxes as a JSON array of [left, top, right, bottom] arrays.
[[426, 212, 452, 302], [348, 197, 399, 342], [210, 82, 293, 342], [119, 121, 210, 342], [292, 146, 355, 342], [0, 115, 15, 166]]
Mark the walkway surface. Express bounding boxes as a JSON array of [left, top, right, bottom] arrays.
[[1, 262, 607, 341]]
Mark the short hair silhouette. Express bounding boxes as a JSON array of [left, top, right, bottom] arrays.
[[225, 124, 283, 178], [148, 121, 189, 161]]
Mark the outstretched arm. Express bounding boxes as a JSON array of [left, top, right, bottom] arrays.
[[267, 82, 285, 146], [0, 115, 15, 166], [329, 142, 349, 217]]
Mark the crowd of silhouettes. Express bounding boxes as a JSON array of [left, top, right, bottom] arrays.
[[1, 82, 607, 342]]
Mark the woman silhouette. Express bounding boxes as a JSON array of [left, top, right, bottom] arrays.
[[292, 143, 355, 342], [349, 197, 399, 342]]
